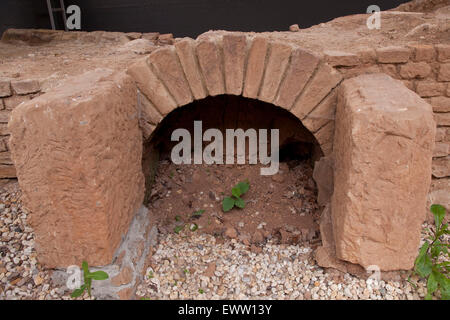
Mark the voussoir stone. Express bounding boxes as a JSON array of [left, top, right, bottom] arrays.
[[196, 38, 225, 96], [291, 63, 342, 120], [126, 57, 176, 115], [149, 47, 193, 106], [243, 36, 269, 99], [274, 48, 320, 109], [259, 42, 292, 103], [223, 34, 248, 95], [174, 38, 207, 100], [332, 73, 435, 271], [8, 69, 145, 268]]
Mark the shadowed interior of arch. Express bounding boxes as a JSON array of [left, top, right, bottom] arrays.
[[141, 94, 323, 246]]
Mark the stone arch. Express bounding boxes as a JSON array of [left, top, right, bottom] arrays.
[[126, 33, 343, 156]]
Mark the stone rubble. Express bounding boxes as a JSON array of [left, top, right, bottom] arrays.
[[0, 181, 447, 300]]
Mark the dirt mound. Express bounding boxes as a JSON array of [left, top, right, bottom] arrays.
[[393, 0, 449, 13], [149, 160, 321, 249]]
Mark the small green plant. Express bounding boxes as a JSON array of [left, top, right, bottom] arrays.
[[71, 261, 109, 298], [198, 288, 205, 294], [411, 204, 449, 300], [222, 181, 250, 212], [192, 209, 205, 218]]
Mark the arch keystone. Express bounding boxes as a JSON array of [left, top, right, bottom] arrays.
[[243, 36, 269, 99], [196, 38, 225, 96], [223, 34, 248, 95]]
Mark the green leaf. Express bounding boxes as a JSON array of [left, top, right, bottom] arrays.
[[82, 261, 89, 277], [175, 215, 182, 222], [427, 272, 438, 295], [222, 197, 235, 212], [431, 204, 446, 230], [234, 197, 245, 209], [434, 272, 450, 300], [174, 225, 184, 234], [189, 223, 198, 232], [415, 242, 432, 278], [86, 277, 92, 297], [71, 285, 86, 298], [192, 210, 205, 217], [87, 271, 109, 281], [231, 186, 242, 198], [236, 181, 249, 195]]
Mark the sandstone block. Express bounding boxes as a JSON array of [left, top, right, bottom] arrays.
[[0, 151, 12, 165], [312, 157, 334, 206], [302, 90, 337, 133], [416, 81, 446, 97], [0, 79, 11, 97], [438, 63, 450, 82], [411, 44, 436, 62], [324, 50, 359, 67], [259, 42, 292, 103], [0, 123, 8, 136], [432, 156, 450, 178], [313, 121, 334, 156], [428, 178, 450, 211], [436, 44, 450, 62], [434, 112, 450, 126], [243, 37, 269, 99], [3, 95, 31, 110], [356, 49, 377, 64], [137, 91, 162, 125], [149, 47, 193, 106], [291, 63, 342, 120], [274, 48, 320, 109], [222, 34, 247, 95], [376, 46, 411, 63], [175, 38, 207, 100], [399, 62, 431, 79], [8, 70, 145, 267], [196, 39, 225, 96], [433, 142, 449, 157], [0, 164, 15, 178], [11, 79, 40, 95], [332, 73, 435, 271], [428, 96, 450, 112], [436, 127, 450, 142], [0, 110, 11, 123], [126, 58, 176, 115]]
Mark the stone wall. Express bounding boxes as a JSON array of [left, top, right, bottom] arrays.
[[0, 78, 42, 178], [325, 44, 450, 211]]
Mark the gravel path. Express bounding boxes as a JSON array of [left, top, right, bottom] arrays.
[[0, 180, 445, 300]]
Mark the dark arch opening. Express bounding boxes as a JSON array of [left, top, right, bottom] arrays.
[[142, 95, 322, 245]]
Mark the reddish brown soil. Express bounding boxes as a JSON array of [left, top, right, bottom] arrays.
[[149, 159, 321, 249]]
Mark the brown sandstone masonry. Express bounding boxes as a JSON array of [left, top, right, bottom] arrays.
[[274, 48, 320, 109], [259, 42, 292, 103], [243, 37, 269, 99], [126, 58, 177, 115], [174, 38, 208, 100], [8, 69, 144, 267], [222, 34, 248, 96], [196, 39, 225, 96], [149, 47, 193, 106], [332, 73, 435, 271]]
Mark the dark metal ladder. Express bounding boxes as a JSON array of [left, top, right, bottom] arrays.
[[46, 0, 68, 31]]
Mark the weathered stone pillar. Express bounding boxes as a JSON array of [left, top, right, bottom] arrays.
[[332, 73, 435, 271], [8, 69, 145, 268]]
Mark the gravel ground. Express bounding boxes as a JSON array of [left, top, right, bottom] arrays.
[[0, 180, 447, 300]]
